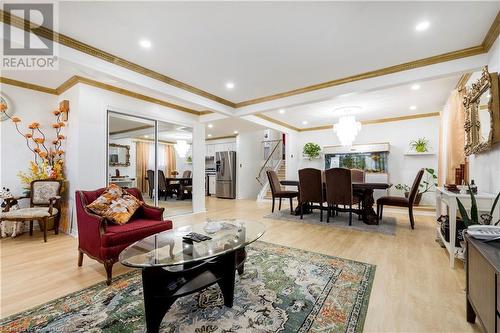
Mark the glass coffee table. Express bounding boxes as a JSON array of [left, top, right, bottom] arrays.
[[119, 219, 265, 333]]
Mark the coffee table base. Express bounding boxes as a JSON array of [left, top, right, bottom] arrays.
[[141, 248, 244, 333]]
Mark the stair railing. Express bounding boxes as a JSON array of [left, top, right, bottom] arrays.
[[255, 139, 283, 187]]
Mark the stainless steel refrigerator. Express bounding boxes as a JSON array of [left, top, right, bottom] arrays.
[[216, 151, 236, 199]]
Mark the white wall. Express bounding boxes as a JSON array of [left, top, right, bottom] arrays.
[[290, 116, 440, 205], [468, 35, 500, 194], [0, 85, 59, 198], [1, 82, 207, 234], [69, 84, 205, 214]]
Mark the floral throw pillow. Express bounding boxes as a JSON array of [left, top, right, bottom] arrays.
[[86, 184, 123, 216], [86, 185, 142, 224], [102, 194, 142, 225]]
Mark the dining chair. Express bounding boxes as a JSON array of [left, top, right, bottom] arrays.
[[324, 168, 360, 225], [351, 168, 365, 219], [377, 168, 424, 229], [266, 170, 298, 213], [298, 168, 325, 221], [157, 170, 169, 200], [178, 170, 193, 200], [146, 170, 155, 198]]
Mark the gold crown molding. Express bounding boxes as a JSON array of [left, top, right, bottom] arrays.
[[110, 125, 154, 135], [455, 72, 473, 90], [482, 11, 500, 52], [0, 75, 207, 116], [0, 77, 58, 95], [0, 10, 235, 108], [261, 111, 440, 132], [254, 114, 300, 131], [235, 46, 485, 107], [206, 135, 237, 141], [1, 9, 498, 111]]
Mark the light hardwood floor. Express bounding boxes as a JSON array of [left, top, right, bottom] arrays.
[[0, 197, 481, 332]]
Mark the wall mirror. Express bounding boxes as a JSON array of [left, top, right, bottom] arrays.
[[109, 143, 131, 166], [464, 66, 500, 155]]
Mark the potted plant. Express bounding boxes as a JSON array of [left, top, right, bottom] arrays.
[[303, 142, 321, 160], [395, 168, 438, 205], [455, 185, 500, 256], [409, 138, 429, 153]]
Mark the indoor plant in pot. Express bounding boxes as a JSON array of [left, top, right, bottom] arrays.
[[395, 168, 437, 205], [303, 142, 321, 160], [409, 137, 430, 153]]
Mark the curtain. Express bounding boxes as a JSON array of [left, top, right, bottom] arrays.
[[165, 144, 177, 177], [136, 142, 150, 193], [439, 89, 465, 185]]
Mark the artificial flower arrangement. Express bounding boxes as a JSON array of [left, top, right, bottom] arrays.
[[0, 101, 67, 190]]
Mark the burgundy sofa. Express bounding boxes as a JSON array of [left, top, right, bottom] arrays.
[[75, 187, 172, 285]]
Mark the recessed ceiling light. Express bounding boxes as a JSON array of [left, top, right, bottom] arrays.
[[302, 121, 308, 125], [279, 109, 285, 114], [207, 134, 212, 137], [409, 105, 417, 110], [233, 130, 239, 134], [415, 21, 430, 32], [225, 82, 235, 90], [411, 84, 421, 90], [207, 123, 213, 128], [144, 135, 149, 138], [139, 39, 152, 48]]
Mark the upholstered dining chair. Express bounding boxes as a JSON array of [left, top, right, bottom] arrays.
[[298, 168, 325, 221], [377, 168, 424, 229], [325, 168, 360, 225], [266, 170, 298, 213], [146, 169, 155, 198], [0, 180, 62, 242]]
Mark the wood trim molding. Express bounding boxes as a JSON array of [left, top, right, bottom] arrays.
[[261, 111, 440, 132], [0, 75, 211, 116], [254, 113, 301, 131], [235, 46, 485, 107], [109, 125, 154, 135], [0, 77, 58, 95], [482, 11, 500, 52], [206, 135, 237, 141], [0, 10, 235, 108], [455, 72, 473, 90], [1, 9, 498, 110]]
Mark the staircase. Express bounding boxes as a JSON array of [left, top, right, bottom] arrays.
[[264, 160, 286, 199]]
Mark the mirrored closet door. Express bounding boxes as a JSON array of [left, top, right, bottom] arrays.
[[107, 111, 193, 217]]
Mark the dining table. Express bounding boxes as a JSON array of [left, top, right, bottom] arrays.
[[280, 180, 392, 225]]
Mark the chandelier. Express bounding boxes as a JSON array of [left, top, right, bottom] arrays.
[[333, 107, 362, 146], [174, 140, 190, 158]]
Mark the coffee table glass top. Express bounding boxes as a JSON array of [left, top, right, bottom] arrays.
[[119, 219, 265, 268]]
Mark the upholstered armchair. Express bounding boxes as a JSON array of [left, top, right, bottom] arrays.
[[75, 187, 172, 285], [0, 180, 62, 242]]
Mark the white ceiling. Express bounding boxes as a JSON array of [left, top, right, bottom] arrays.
[[58, 1, 498, 102], [1, 59, 206, 112], [263, 74, 461, 128], [206, 117, 266, 138]]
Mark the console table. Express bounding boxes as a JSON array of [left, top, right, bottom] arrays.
[[435, 188, 499, 268], [466, 234, 500, 333]]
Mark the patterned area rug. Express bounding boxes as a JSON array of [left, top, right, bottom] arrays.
[[264, 210, 397, 236], [0, 241, 375, 333]]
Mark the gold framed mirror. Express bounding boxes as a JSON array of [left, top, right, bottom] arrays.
[[463, 66, 500, 155], [109, 143, 130, 166]]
